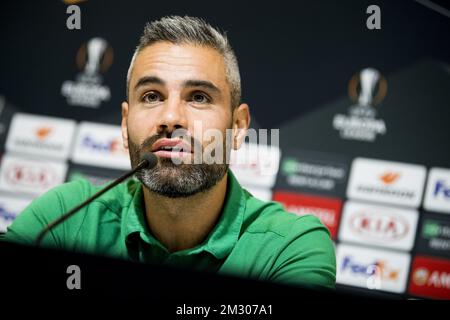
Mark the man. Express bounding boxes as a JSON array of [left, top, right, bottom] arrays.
[[2, 16, 335, 289]]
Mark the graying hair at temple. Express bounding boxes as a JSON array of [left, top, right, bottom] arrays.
[[126, 15, 241, 109]]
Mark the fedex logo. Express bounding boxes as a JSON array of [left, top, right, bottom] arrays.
[[424, 168, 450, 214], [0, 196, 31, 233], [0, 206, 16, 222], [433, 180, 450, 199], [341, 256, 376, 275], [71, 122, 131, 170], [336, 244, 410, 293], [81, 136, 125, 155], [341, 256, 399, 281]]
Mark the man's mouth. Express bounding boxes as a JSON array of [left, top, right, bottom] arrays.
[[151, 138, 193, 159]]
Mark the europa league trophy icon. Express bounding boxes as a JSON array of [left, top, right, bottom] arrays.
[[358, 68, 379, 107], [84, 37, 107, 76], [64, 37, 112, 108], [350, 68, 380, 118]]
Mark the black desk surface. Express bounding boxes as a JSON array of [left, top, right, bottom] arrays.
[[0, 241, 411, 318]]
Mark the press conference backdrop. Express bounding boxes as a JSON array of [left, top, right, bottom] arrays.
[[1, 0, 449, 300]]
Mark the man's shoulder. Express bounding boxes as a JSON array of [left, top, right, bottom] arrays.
[[26, 178, 94, 213], [235, 191, 336, 289], [242, 190, 327, 239], [48, 178, 95, 200], [2, 178, 142, 246], [13, 177, 141, 228], [42, 178, 140, 212]]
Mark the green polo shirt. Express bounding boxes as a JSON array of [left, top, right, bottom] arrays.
[[2, 170, 336, 289]]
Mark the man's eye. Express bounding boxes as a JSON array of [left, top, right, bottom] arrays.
[[192, 93, 210, 104], [142, 92, 161, 103]]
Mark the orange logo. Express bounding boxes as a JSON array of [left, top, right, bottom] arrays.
[[35, 127, 52, 140], [380, 172, 400, 184], [63, 0, 87, 4]]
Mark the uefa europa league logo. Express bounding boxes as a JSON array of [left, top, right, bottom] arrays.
[[332, 67, 388, 142], [84, 38, 107, 75], [348, 68, 387, 118], [61, 37, 113, 108]]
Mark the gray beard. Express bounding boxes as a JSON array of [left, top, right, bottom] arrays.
[[128, 138, 228, 198]]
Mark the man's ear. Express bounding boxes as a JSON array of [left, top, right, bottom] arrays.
[[232, 103, 250, 150], [121, 101, 129, 150]]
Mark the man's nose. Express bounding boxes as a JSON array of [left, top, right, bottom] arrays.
[[156, 96, 188, 134]]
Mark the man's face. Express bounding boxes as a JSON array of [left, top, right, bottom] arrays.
[[122, 41, 234, 197]]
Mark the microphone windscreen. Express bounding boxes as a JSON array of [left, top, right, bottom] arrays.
[[140, 152, 158, 169]]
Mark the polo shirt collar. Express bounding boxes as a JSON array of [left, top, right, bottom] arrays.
[[125, 169, 246, 260]]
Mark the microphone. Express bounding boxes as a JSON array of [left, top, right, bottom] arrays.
[[35, 152, 158, 246]]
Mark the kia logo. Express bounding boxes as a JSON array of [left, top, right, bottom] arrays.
[[350, 212, 409, 240], [5, 164, 56, 188]]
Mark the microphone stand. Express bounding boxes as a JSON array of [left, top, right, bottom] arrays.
[[35, 156, 155, 246]]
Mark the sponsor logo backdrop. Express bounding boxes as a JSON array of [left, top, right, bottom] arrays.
[[1, 0, 449, 300]]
